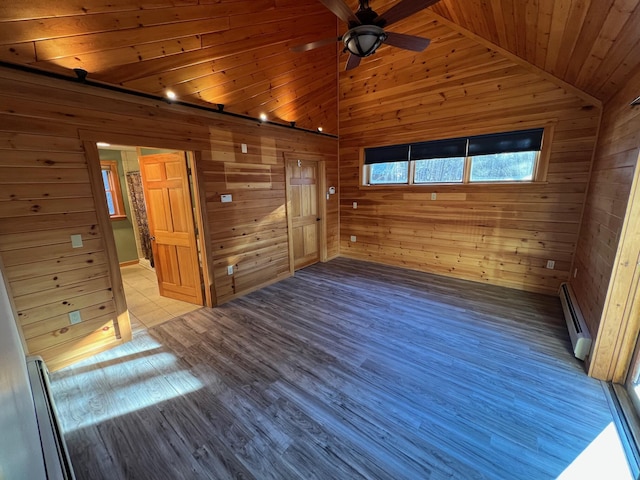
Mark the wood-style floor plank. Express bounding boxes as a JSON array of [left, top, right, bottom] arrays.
[[51, 258, 623, 479]]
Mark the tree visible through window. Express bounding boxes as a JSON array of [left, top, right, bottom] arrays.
[[101, 161, 126, 219], [414, 157, 465, 183], [370, 161, 409, 184], [469, 151, 537, 182]]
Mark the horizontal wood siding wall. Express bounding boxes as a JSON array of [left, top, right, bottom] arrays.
[[338, 20, 600, 295], [0, 66, 337, 369], [203, 126, 339, 303], [571, 71, 640, 362]]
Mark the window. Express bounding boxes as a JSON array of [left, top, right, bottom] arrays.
[[370, 161, 409, 184], [100, 161, 126, 219], [414, 158, 465, 183], [469, 151, 537, 182], [363, 127, 548, 185]]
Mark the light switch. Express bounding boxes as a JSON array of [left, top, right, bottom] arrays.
[[69, 310, 82, 325], [350, 235, 357, 242], [70, 234, 83, 248], [241, 143, 248, 154], [227, 265, 234, 275], [353, 202, 357, 209], [221, 194, 232, 203]]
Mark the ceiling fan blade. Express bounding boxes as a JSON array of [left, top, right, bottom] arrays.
[[375, 0, 441, 27], [384, 32, 431, 52], [318, 0, 361, 24], [291, 37, 341, 53], [345, 54, 362, 70]]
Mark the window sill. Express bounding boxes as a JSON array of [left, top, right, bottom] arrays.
[[359, 181, 549, 190]]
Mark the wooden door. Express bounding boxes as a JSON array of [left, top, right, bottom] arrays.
[[139, 152, 203, 305], [288, 159, 320, 270]]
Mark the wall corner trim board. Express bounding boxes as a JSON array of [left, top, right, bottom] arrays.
[[0, 65, 338, 370], [570, 76, 640, 382]]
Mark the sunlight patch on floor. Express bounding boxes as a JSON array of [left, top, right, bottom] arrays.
[[56, 350, 203, 434], [557, 422, 632, 480]]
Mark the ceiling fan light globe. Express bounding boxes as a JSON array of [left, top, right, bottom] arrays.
[[343, 25, 386, 57]]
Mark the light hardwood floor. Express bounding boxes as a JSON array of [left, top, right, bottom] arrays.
[[50, 258, 630, 479]]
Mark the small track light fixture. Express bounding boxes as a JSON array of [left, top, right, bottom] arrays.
[[73, 68, 88, 82]]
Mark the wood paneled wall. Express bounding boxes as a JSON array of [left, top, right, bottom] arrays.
[[338, 18, 601, 295], [571, 70, 640, 379], [0, 66, 337, 369]]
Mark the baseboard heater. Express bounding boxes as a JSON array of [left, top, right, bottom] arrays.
[[26, 355, 76, 480], [558, 283, 592, 360]]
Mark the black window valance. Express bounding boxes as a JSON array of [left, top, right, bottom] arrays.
[[364, 128, 544, 165], [410, 137, 467, 160], [467, 128, 544, 156], [364, 144, 410, 165]]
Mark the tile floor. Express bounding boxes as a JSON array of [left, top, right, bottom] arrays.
[[120, 262, 201, 330]]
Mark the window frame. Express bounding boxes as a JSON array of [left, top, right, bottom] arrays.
[[100, 160, 127, 220], [361, 125, 554, 187]]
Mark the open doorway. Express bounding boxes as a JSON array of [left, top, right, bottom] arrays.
[[97, 144, 203, 329]]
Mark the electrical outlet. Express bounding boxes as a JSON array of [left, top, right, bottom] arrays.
[[69, 310, 82, 325], [353, 202, 357, 209], [227, 265, 234, 275], [350, 235, 357, 242], [546, 260, 555, 269], [221, 194, 232, 203], [431, 192, 437, 200]]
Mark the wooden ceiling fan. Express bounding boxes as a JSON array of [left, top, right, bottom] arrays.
[[292, 0, 440, 70]]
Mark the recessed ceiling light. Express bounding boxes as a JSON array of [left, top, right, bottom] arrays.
[[166, 90, 177, 100], [96, 142, 110, 147], [259, 113, 267, 122], [317, 127, 323, 132]]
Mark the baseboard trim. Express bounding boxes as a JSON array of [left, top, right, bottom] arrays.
[[119, 259, 140, 267]]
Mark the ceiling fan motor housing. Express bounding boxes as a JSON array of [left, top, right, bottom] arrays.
[[343, 25, 387, 57]]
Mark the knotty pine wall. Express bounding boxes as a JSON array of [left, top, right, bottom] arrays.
[[0, 66, 338, 370], [571, 72, 640, 358], [338, 18, 601, 295]]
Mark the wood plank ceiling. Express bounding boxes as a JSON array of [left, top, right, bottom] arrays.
[[0, 1, 639, 134], [0, 0, 339, 134], [431, 0, 640, 103]]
